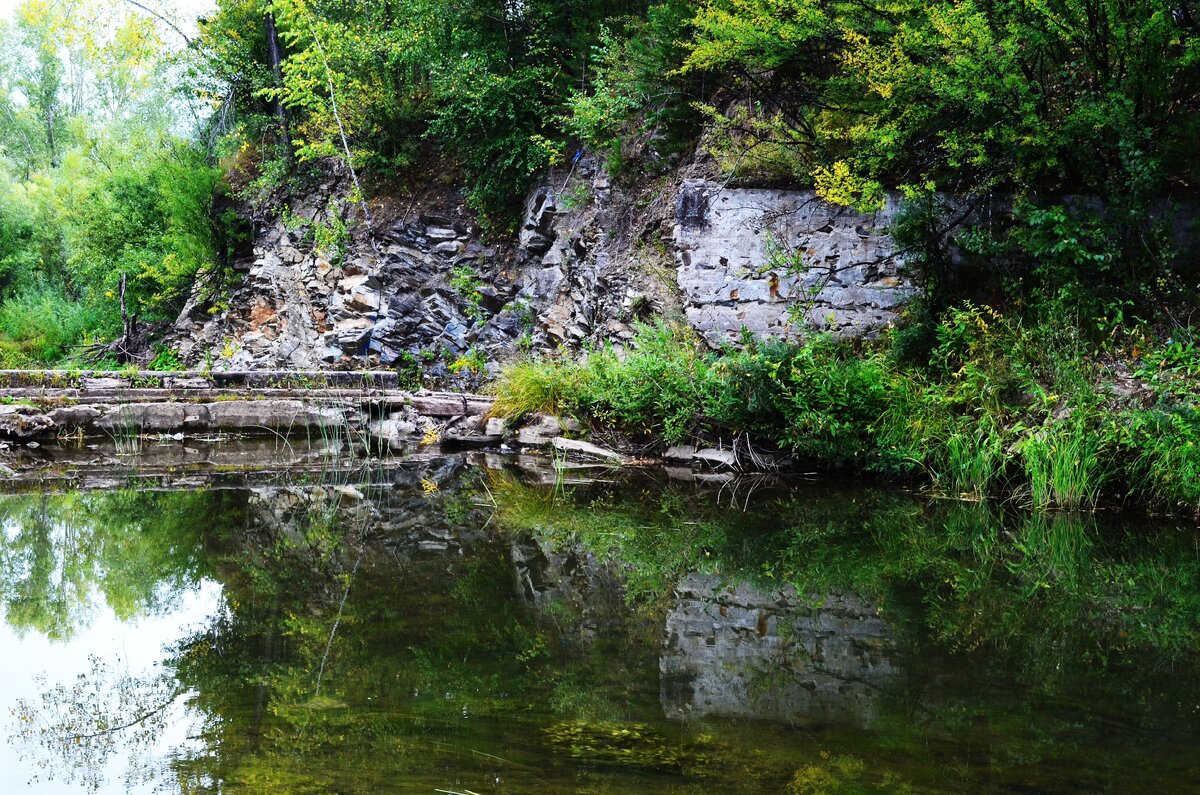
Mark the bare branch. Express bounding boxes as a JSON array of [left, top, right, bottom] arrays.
[[120, 0, 193, 47]]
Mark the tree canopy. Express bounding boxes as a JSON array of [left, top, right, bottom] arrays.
[[0, 0, 1197, 363]]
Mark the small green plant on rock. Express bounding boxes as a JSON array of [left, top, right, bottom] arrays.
[[450, 263, 487, 322], [395, 352, 423, 390], [558, 182, 591, 211], [449, 349, 487, 376], [149, 345, 183, 371], [313, 198, 350, 264]]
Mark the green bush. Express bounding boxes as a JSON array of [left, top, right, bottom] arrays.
[[702, 335, 898, 466], [491, 307, 1198, 517], [565, 2, 703, 173], [0, 286, 119, 365], [569, 322, 709, 444], [149, 345, 184, 371], [1117, 409, 1200, 514]]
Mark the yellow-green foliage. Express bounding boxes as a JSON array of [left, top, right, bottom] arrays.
[[544, 719, 762, 778], [788, 752, 867, 794]]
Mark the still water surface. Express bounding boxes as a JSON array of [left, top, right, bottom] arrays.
[[1, 457, 1197, 792]]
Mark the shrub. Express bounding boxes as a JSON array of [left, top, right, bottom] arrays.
[[569, 322, 708, 444], [700, 335, 900, 466], [1117, 409, 1200, 514], [0, 286, 119, 365], [149, 345, 183, 371], [491, 322, 707, 442]]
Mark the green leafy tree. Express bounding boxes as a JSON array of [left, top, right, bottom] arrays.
[[199, 0, 664, 224], [680, 0, 1200, 311], [0, 0, 219, 364], [566, 1, 703, 172]]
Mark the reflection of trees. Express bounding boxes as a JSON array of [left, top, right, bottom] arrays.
[[8, 469, 1200, 792], [1, 489, 246, 791], [0, 495, 92, 639], [162, 476, 662, 792], [11, 655, 180, 793], [0, 490, 245, 639], [492, 475, 1200, 790]]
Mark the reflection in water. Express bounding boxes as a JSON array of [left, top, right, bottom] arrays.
[[661, 574, 899, 724], [0, 459, 1198, 792], [0, 491, 227, 640], [12, 656, 179, 792]]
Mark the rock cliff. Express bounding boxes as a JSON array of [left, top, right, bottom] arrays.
[[171, 159, 915, 372], [674, 180, 914, 345]]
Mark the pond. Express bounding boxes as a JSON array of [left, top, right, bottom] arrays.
[[1, 454, 1198, 793]]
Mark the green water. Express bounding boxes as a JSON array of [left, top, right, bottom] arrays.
[[1, 457, 1198, 793]]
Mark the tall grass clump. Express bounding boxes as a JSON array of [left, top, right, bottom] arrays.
[[937, 418, 1005, 499], [488, 359, 582, 419], [1019, 417, 1107, 510]]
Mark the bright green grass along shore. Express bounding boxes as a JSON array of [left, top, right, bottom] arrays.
[[490, 311, 1200, 517]]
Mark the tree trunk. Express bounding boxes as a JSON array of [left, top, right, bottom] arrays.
[[263, 12, 292, 160]]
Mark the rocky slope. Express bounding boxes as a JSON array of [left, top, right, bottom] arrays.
[[170, 157, 915, 376]]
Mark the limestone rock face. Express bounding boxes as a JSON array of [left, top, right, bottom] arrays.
[[660, 573, 901, 725], [673, 179, 916, 346], [169, 159, 922, 374]]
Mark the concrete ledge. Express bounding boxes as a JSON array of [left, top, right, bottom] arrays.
[[0, 370, 496, 442]]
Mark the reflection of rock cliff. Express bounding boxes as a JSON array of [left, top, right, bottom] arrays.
[[241, 456, 483, 563], [661, 573, 900, 725], [510, 535, 632, 645]]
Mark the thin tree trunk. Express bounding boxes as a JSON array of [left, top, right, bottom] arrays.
[[44, 104, 57, 167], [264, 11, 292, 159]]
